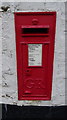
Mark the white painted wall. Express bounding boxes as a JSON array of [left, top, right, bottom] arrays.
[[1, 2, 65, 106]]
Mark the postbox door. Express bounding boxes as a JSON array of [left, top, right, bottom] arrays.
[[20, 42, 49, 99]]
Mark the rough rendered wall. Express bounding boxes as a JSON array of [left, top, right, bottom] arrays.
[[1, 2, 65, 106]]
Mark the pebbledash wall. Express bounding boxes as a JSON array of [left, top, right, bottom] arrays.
[[1, 2, 65, 106]]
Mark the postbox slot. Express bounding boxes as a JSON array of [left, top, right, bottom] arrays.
[[22, 28, 49, 34]]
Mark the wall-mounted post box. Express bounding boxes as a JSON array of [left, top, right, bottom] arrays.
[[14, 12, 56, 100]]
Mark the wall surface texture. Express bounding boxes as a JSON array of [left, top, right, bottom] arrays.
[[1, 2, 65, 106]]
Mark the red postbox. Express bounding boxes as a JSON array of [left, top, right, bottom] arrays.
[[14, 12, 56, 100]]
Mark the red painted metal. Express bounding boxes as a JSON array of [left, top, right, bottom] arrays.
[[14, 12, 56, 100]]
